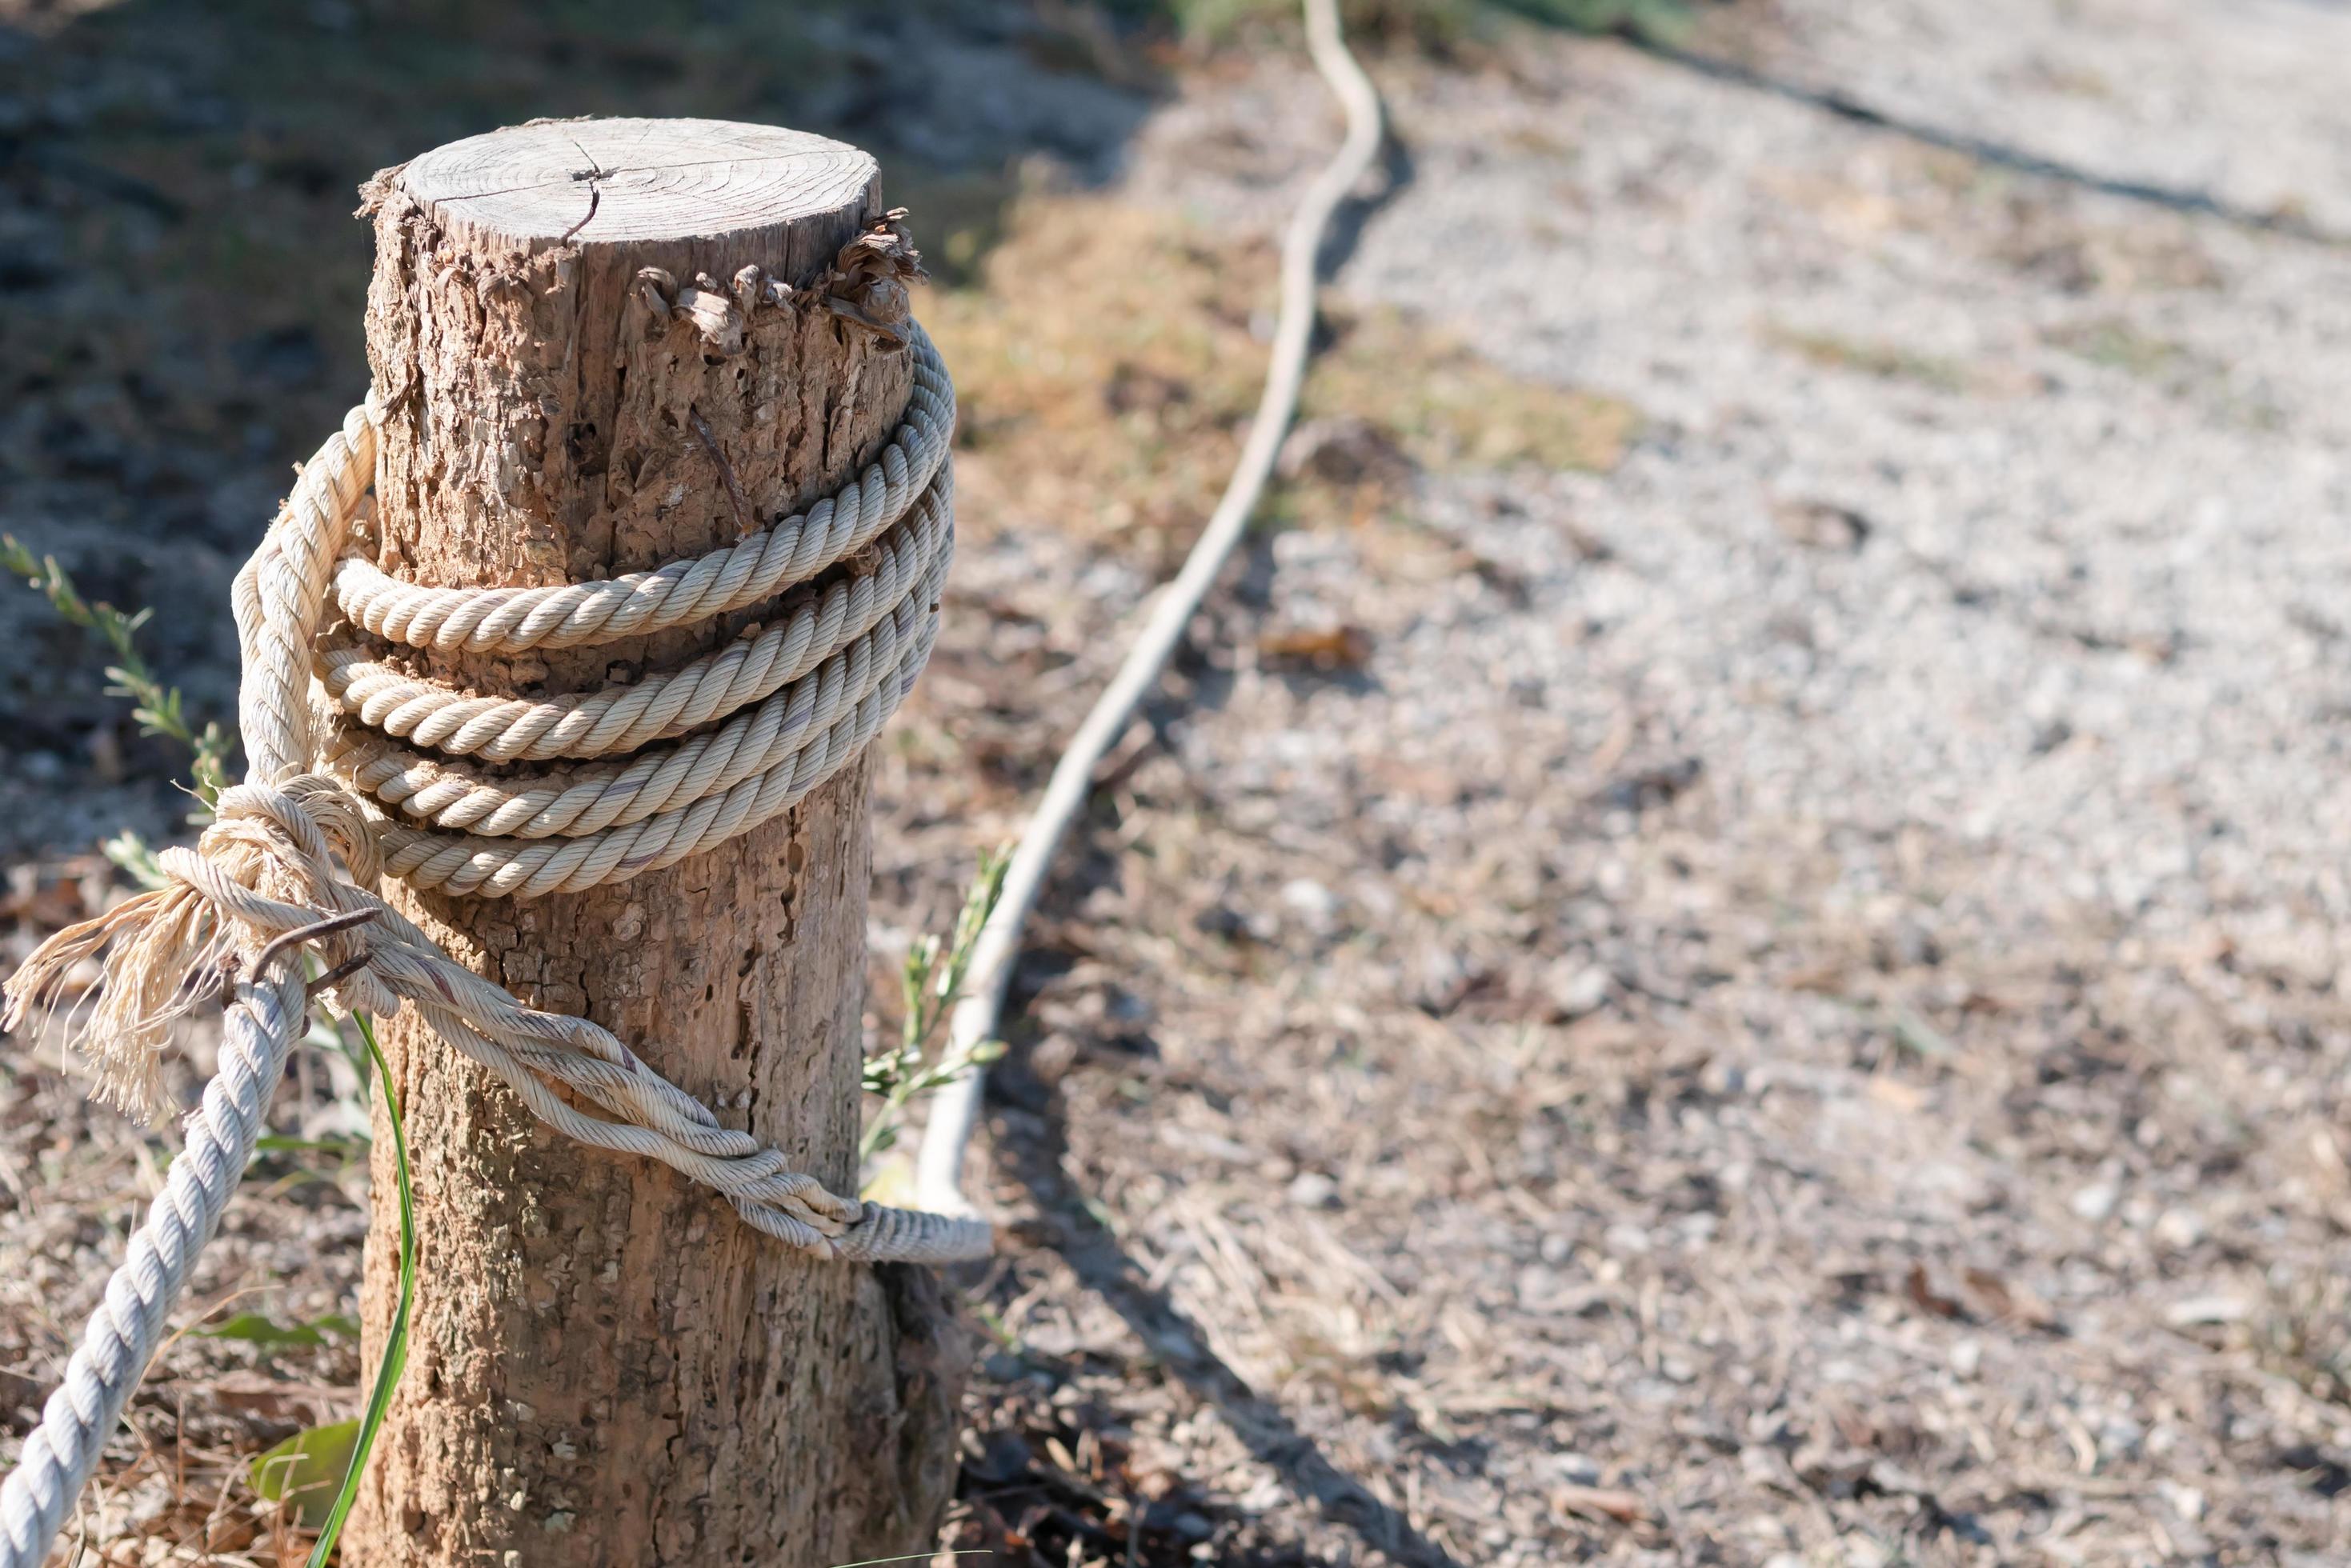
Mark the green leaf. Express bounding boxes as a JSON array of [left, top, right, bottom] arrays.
[[102, 829, 169, 890], [251, 1419, 361, 1530], [194, 1311, 356, 1349], [254, 1133, 368, 1158], [2, 530, 238, 804], [298, 1013, 415, 1568], [861, 846, 1015, 1163]]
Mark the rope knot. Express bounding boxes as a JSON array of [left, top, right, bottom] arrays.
[[3, 777, 398, 1122], [240, 773, 387, 891]]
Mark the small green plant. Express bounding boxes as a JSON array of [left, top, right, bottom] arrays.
[[862, 847, 1012, 1162], [250, 1420, 361, 1533], [194, 1310, 361, 1351], [262, 1010, 414, 1565], [102, 830, 171, 891], [1, 534, 237, 807]]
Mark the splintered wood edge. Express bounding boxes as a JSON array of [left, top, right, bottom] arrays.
[[400, 117, 879, 249]]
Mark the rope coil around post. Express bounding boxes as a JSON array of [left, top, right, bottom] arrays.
[[2, 303, 984, 1568]]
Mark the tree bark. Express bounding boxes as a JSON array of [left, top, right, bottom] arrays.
[[344, 118, 964, 1568]]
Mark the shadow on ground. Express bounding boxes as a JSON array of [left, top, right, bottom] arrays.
[[0, 0, 1160, 855], [996, 1074, 1469, 1568]]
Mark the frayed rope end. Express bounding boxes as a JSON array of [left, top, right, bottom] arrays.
[[2, 885, 234, 1126]]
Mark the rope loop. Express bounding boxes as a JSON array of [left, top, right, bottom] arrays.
[[333, 324, 953, 658]]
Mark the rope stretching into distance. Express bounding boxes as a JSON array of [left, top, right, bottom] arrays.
[[1, 274, 984, 1566], [915, 0, 1384, 1213]]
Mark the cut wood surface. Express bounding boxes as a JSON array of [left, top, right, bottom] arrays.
[[344, 117, 963, 1568]]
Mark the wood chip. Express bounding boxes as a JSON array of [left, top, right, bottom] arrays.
[[1554, 1483, 1648, 1526]]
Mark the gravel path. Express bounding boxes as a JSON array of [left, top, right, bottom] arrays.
[[1740, 0, 2351, 238], [928, 10, 2351, 1564]]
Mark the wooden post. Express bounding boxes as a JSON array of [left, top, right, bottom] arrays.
[[343, 119, 965, 1568]]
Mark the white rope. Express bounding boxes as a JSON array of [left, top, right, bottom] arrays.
[[331, 326, 955, 655], [319, 474, 953, 763], [334, 546, 945, 839], [914, 0, 1384, 1214], [2, 286, 986, 1567], [1, 961, 307, 1568]]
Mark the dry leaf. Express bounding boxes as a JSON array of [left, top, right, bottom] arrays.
[[1555, 1483, 1648, 1526], [1259, 625, 1373, 672], [1962, 1266, 2061, 1331], [1904, 1262, 1966, 1320]]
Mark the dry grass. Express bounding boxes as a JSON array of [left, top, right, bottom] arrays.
[[1761, 321, 1973, 393], [929, 192, 1636, 560]]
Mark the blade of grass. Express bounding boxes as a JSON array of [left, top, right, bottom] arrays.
[[303, 1011, 412, 1568], [859, 848, 1010, 1165], [2, 532, 238, 806]]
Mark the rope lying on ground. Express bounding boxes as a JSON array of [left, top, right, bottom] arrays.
[[2, 303, 985, 1568], [914, 0, 1384, 1214]]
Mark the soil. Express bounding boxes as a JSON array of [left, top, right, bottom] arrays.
[[6, 2, 2351, 1566]]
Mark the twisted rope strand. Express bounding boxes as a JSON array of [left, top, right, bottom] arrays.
[[237, 403, 376, 782], [374, 613, 937, 898], [0, 962, 308, 1568], [319, 466, 954, 763], [330, 520, 949, 842], [335, 325, 953, 656]]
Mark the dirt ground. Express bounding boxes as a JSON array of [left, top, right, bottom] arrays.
[[6, 2, 2351, 1565]]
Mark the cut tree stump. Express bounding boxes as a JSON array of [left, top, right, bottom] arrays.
[[344, 118, 966, 1568]]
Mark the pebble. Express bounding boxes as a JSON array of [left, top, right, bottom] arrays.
[[1286, 1170, 1338, 1209], [2164, 1293, 2250, 1328], [2071, 1182, 2120, 1223], [1279, 877, 1339, 933]]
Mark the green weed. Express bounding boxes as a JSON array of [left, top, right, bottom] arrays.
[[1, 534, 236, 808], [862, 847, 1012, 1163]]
